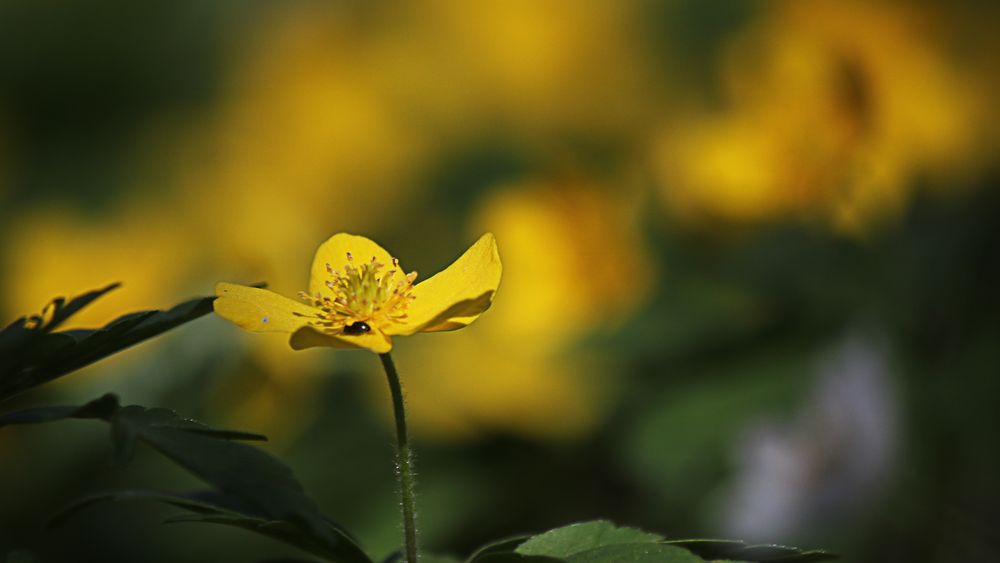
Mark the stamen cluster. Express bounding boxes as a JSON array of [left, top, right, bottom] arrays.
[[300, 251, 417, 334]]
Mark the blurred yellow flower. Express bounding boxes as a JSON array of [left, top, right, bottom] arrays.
[[198, 5, 426, 217], [215, 233, 501, 354], [167, 5, 429, 295], [2, 206, 194, 329], [395, 180, 653, 440], [373, 0, 653, 139], [474, 182, 652, 348], [653, 0, 983, 232]]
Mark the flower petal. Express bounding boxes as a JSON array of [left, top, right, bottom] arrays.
[[308, 233, 395, 298], [214, 282, 317, 333], [385, 233, 502, 336], [289, 325, 392, 354]]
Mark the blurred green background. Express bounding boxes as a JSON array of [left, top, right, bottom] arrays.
[[1, 0, 999, 561]]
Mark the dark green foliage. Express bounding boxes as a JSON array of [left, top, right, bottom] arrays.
[[0, 286, 369, 562], [0, 284, 218, 402], [464, 521, 835, 563], [0, 288, 833, 562], [0, 393, 120, 426], [561, 544, 700, 563], [106, 405, 369, 563], [1, 396, 371, 563], [51, 489, 259, 525], [514, 520, 663, 558]]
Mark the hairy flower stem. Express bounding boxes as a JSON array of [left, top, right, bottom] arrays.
[[379, 352, 419, 563]]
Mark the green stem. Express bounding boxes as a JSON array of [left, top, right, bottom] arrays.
[[379, 352, 419, 563]]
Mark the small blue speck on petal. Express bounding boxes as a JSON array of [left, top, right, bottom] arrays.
[[262, 316, 269, 324]]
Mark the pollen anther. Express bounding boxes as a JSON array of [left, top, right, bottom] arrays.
[[300, 250, 418, 335]]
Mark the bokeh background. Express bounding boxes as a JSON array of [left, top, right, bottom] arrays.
[[2, 0, 999, 561]]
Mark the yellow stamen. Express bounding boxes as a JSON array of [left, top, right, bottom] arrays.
[[300, 251, 418, 334]]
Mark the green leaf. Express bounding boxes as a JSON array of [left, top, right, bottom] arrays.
[[51, 489, 244, 526], [21, 395, 369, 562], [469, 523, 834, 563], [473, 555, 565, 563], [41, 282, 122, 331], [515, 521, 662, 558], [109, 405, 267, 457], [163, 514, 360, 562], [663, 539, 837, 562], [565, 544, 702, 563], [54, 489, 368, 563], [106, 406, 366, 552], [44, 399, 369, 563], [0, 286, 220, 403], [466, 536, 532, 562], [0, 393, 120, 426]]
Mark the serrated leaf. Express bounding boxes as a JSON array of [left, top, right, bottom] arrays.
[[664, 540, 837, 562], [105, 406, 369, 563], [515, 521, 662, 559], [565, 544, 703, 563], [50, 489, 242, 527], [54, 488, 367, 563], [28, 396, 368, 562], [0, 393, 120, 427], [112, 405, 267, 445], [0, 288, 221, 403], [163, 514, 359, 562], [43, 283, 122, 331]]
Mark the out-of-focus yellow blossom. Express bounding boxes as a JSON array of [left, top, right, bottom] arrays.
[[394, 181, 653, 441], [653, 0, 984, 232], [214, 233, 501, 354], [141, 3, 432, 310], [117, 4, 439, 416], [372, 0, 653, 139], [158, 0, 434, 307], [474, 182, 652, 348], [181, 5, 426, 234], [2, 206, 194, 328]]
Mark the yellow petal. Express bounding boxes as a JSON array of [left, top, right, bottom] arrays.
[[214, 282, 317, 333], [385, 233, 502, 336], [308, 233, 395, 298], [289, 325, 393, 354]]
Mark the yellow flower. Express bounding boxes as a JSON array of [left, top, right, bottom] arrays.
[[651, 0, 983, 232], [375, 0, 653, 138], [392, 180, 652, 441], [3, 206, 193, 329], [214, 233, 501, 354]]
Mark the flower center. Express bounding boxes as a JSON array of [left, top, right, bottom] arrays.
[[300, 251, 417, 334]]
